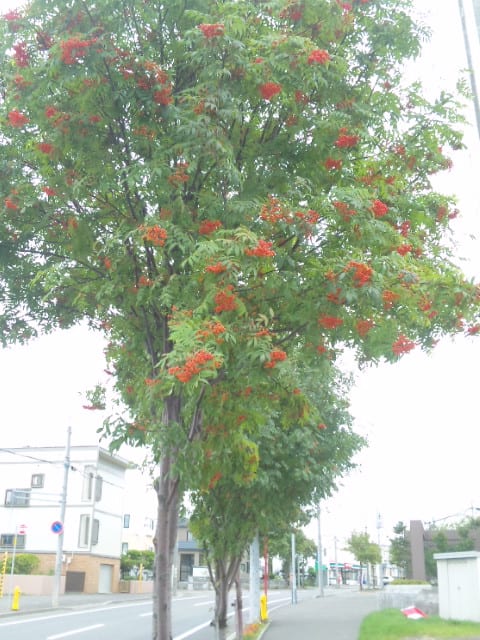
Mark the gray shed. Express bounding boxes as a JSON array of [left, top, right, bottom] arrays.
[[434, 551, 480, 622]]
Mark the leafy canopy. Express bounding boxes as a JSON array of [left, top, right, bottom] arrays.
[[2, 3, 479, 637], [1, 0, 479, 504], [346, 531, 381, 566]]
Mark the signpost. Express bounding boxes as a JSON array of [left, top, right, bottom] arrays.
[[11, 524, 26, 573], [52, 426, 71, 608], [9, 524, 26, 602]]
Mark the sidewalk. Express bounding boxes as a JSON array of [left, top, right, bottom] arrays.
[[264, 588, 378, 640]]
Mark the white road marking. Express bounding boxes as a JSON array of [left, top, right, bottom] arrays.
[[172, 605, 241, 640], [0, 601, 150, 627], [170, 596, 294, 640], [47, 624, 104, 639], [173, 620, 212, 640]]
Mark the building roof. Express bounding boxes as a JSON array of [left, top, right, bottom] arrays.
[[0, 444, 131, 469]]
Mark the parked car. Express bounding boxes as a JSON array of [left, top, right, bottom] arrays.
[[382, 575, 394, 585]]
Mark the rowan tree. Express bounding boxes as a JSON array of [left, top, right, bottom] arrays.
[[189, 363, 363, 635], [1, 1, 479, 638]]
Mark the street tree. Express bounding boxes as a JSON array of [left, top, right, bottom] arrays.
[[389, 521, 410, 577], [456, 517, 480, 551], [345, 531, 381, 589], [120, 549, 155, 579], [188, 364, 363, 635], [1, 1, 480, 638], [268, 528, 319, 586], [424, 517, 480, 578]]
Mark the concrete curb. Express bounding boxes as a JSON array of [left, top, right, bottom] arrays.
[[257, 621, 271, 639]]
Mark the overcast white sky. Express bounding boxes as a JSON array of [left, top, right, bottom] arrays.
[[319, 0, 480, 554], [1, 0, 480, 558]]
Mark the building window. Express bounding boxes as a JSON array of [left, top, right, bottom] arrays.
[[79, 514, 90, 548], [31, 474, 44, 488], [5, 489, 30, 507], [121, 542, 129, 555], [144, 517, 154, 530], [92, 519, 100, 545], [82, 468, 95, 501], [94, 476, 103, 502], [123, 514, 130, 528], [82, 468, 102, 502], [0, 533, 26, 549], [79, 515, 100, 547]]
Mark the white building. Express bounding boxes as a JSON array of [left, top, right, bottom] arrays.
[[121, 470, 157, 556], [0, 445, 129, 593]]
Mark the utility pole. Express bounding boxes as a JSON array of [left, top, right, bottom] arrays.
[[52, 426, 71, 607], [316, 503, 324, 597], [248, 533, 260, 623], [291, 533, 297, 604]]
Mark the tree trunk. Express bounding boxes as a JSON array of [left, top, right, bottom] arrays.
[[152, 397, 181, 640], [211, 555, 243, 640], [214, 560, 229, 636], [234, 569, 243, 640]]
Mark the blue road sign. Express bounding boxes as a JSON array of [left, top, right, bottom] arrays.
[[51, 521, 64, 534]]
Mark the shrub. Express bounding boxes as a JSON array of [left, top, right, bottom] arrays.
[[6, 554, 40, 574]]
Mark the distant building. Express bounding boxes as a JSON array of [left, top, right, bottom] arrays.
[[121, 471, 157, 555], [0, 445, 129, 593], [408, 519, 480, 581], [176, 518, 207, 585], [409, 520, 427, 581]]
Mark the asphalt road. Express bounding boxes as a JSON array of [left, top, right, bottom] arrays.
[[0, 590, 297, 640]]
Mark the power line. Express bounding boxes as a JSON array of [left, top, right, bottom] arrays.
[[0, 447, 61, 466], [426, 506, 480, 527], [0, 446, 127, 490]]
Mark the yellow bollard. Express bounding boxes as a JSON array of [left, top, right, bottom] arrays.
[[11, 586, 21, 611], [260, 594, 268, 622]]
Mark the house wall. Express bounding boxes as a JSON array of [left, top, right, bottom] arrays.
[[0, 446, 128, 593], [33, 552, 121, 593], [120, 471, 157, 554], [2, 574, 66, 596]]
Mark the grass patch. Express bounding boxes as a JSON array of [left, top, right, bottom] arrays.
[[243, 622, 268, 639], [358, 609, 480, 640]]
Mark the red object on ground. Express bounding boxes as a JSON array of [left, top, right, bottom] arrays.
[[401, 606, 427, 619]]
